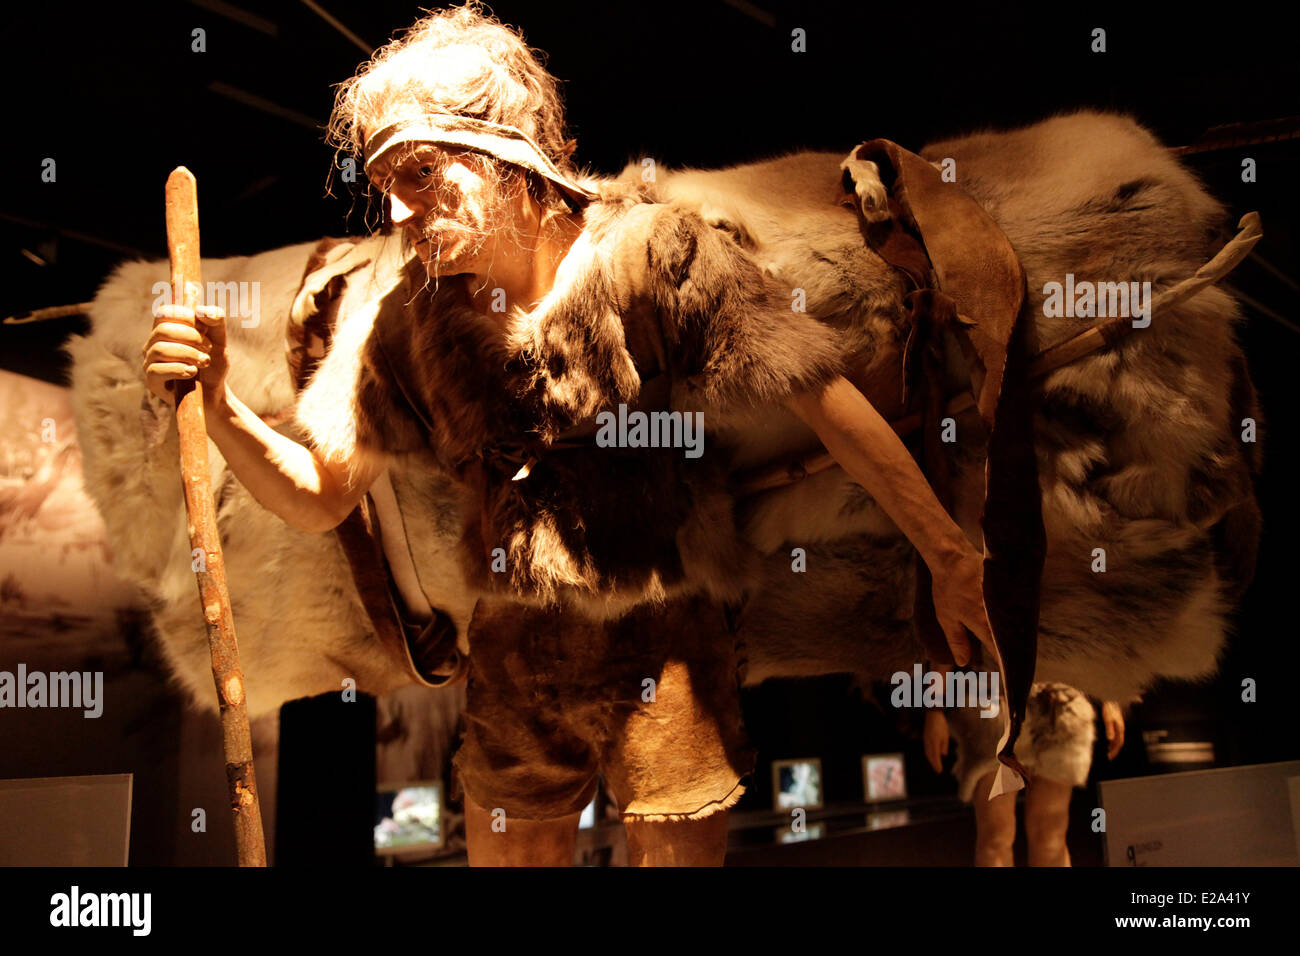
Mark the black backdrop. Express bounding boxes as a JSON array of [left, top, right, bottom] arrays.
[[5, 1, 1297, 327]]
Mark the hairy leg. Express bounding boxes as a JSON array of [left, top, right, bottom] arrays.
[[972, 771, 1016, 867], [1024, 777, 1074, 867], [623, 810, 732, 866], [465, 795, 583, 866]]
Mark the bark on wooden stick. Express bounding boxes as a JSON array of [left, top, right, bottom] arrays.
[[165, 167, 267, 867]]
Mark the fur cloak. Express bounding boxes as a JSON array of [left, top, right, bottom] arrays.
[[66, 110, 1261, 720], [293, 180, 845, 619], [645, 111, 1262, 703]]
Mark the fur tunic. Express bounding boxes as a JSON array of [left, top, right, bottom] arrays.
[[294, 181, 844, 618]]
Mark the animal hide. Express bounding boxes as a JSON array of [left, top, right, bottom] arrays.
[[67, 110, 1261, 724], [947, 682, 1097, 800], [644, 110, 1262, 703], [65, 240, 470, 716], [293, 180, 845, 619]]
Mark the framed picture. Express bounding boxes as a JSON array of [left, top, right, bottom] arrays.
[[771, 758, 824, 811], [374, 781, 443, 858], [862, 753, 908, 803]]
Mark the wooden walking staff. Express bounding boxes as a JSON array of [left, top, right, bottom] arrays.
[[164, 167, 267, 867]]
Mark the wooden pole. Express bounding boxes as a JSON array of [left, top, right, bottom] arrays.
[[164, 167, 267, 867]]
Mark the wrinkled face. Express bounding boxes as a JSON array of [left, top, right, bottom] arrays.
[[364, 137, 530, 278]]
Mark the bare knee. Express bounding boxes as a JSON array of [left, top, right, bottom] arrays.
[[624, 810, 731, 866], [465, 795, 582, 867], [1024, 809, 1067, 845], [974, 813, 1016, 866], [972, 772, 1016, 867], [1024, 779, 1073, 866]]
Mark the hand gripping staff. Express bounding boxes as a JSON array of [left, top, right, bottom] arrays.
[[164, 167, 267, 866]]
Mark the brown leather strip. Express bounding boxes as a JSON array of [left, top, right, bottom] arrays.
[[865, 216, 968, 667], [845, 140, 1041, 781], [331, 498, 422, 676]]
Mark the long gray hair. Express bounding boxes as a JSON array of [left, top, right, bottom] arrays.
[[328, 2, 583, 214]]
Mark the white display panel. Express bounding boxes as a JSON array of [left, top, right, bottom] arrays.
[[1100, 760, 1300, 866], [0, 773, 132, 866]]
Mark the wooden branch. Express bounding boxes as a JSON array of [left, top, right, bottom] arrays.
[[164, 167, 267, 867], [3, 302, 94, 325]]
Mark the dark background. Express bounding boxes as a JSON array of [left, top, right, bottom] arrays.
[[5, 1, 1298, 333], [2, 0, 1298, 848]]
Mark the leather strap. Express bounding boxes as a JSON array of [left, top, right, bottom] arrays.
[[290, 239, 465, 687], [842, 140, 1043, 785]]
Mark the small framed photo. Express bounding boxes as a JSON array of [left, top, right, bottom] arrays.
[[862, 753, 907, 803], [771, 758, 824, 811], [374, 781, 443, 858]]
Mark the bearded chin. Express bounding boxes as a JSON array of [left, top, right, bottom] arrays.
[[406, 183, 519, 271], [405, 226, 471, 270]]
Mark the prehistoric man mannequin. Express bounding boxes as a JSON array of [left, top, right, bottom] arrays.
[[141, 3, 994, 865], [927, 686, 1127, 866]]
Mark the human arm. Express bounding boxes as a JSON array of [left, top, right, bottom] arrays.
[[1101, 700, 1126, 761], [142, 303, 385, 533], [923, 661, 954, 773], [622, 203, 991, 662], [924, 707, 951, 774], [205, 384, 385, 533], [786, 377, 992, 666]]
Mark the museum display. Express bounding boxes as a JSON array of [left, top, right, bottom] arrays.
[[1, 3, 1294, 925]]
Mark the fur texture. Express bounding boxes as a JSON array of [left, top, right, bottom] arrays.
[[948, 681, 1097, 800], [641, 110, 1261, 701], [66, 240, 475, 716], [293, 179, 845, 619], [67, 110, 1260, 720]]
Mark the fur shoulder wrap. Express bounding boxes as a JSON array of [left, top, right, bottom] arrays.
[[295, 187, 846, 617]]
